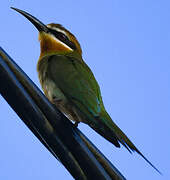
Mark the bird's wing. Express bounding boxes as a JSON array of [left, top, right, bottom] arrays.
[[48, 55, 122, 147], [48, 55, 103, 122], [47, 55, 161, 173]]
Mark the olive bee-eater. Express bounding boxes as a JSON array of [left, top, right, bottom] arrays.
[[11, 7, 160, 173]]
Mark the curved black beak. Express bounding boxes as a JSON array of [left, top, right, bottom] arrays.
[[11, 7, 49, 33]]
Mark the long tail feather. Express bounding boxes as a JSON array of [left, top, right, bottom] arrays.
[[98, 110, 162, 174]]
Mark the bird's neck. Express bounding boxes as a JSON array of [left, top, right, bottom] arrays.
[[39, 39, 82, 61]]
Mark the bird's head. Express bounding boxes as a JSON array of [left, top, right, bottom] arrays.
[[11, 8, 82, 59]]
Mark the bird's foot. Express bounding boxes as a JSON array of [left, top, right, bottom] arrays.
[[74, 121, 79, 128]]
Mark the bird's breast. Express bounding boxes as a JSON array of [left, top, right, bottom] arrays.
[[37, 55, 83, 123], [37, 55, 66, 103]]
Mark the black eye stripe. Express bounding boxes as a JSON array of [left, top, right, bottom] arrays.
[[59, 33, 68, 40], [49, 28, 76, 50], [55, 31, 68, 40], [49, 29, 68, 41]]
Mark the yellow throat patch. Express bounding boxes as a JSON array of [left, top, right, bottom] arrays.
[[39, 32, 73, 59]]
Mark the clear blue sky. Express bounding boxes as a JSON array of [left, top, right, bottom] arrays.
[[0, 1, 169, 179]]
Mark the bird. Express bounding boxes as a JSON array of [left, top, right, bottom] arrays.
[[11, 7, 161, 174]]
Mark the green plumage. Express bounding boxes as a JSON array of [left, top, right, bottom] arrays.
[[11, 7, 161, 174], [47, 55, 122, 147], [37, 54, 160, 173]]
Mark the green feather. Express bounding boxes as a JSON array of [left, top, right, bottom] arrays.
[[43, 54, 160, 174]]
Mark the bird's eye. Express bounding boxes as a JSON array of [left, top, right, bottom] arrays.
[[49, 28, 76, 50], [49, 29, 69, 41], [59, 33, 69, 41]]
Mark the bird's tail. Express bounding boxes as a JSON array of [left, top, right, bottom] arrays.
[[90, 110, 161, 174]]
